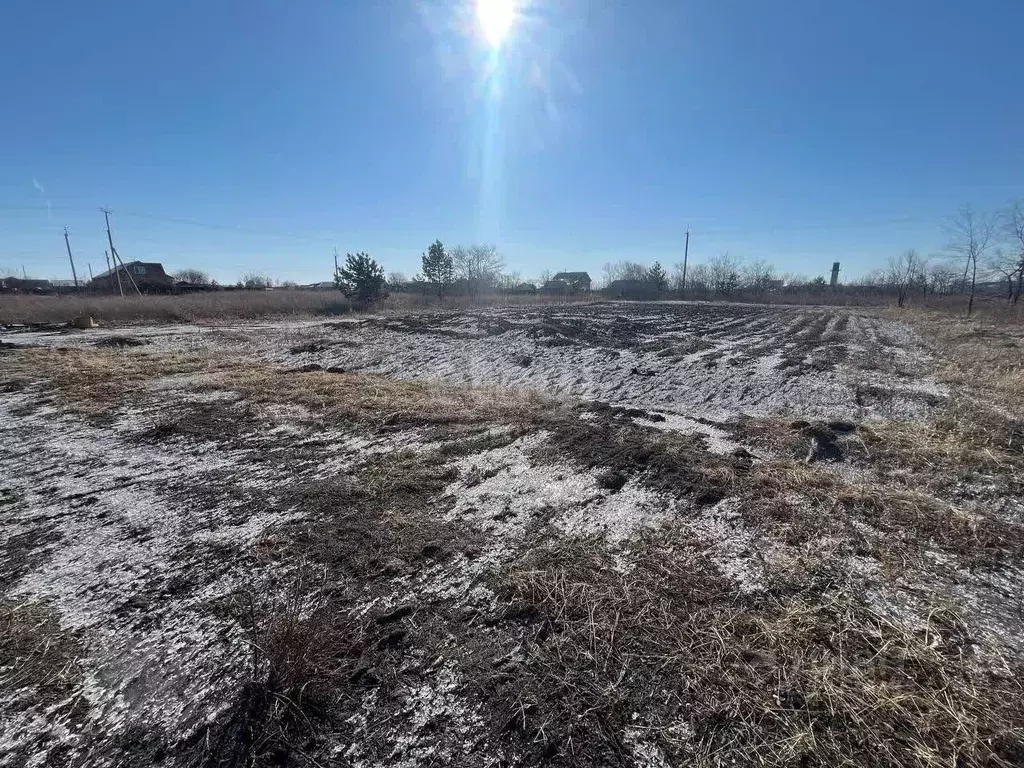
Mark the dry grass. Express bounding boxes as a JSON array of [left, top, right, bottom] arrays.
[[3, 304, 1023, 767], [490, 533, 1024, 767], [205, 365, 554, 428], [889, 306, 1024, 410], [1, 346, 224, 416], [740, 306, 1023, 537], [0, 290, 357, 325], [0, 600, 86, 723], [3, 289, 1020, 328], [193, 567, 362, 768], [0, 291, 597, 327], [847, 310, 1023, 505], [0, 344, 555, 429]]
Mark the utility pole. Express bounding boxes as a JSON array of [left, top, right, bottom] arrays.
[[680, 230, 690, 297], [103, 210, 124, 297], [105, 250, 115, 295], [333, 248, 339, 280], [100, 209, 141, 296], [64, 227, 81, 291]]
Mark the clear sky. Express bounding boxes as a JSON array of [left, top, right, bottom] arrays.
[[2, 0, 1021, 284]]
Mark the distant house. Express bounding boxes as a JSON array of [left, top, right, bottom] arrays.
[[551, 271, 592, 293], [89, 261, 174, 293], [0, 277, 53, 294]]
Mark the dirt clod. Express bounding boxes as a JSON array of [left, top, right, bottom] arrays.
[[376, 605, 415, 624]]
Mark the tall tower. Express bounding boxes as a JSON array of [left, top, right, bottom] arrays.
[[830, 262, 841, 289]]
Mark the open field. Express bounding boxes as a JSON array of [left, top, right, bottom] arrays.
[[0, 292, 594, 327], [3, 289, 1019, 328], [1, 301, 1022, 767]]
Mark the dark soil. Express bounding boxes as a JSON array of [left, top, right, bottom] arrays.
[[93, 336, 150, 348], [534, 404, 740, 503]]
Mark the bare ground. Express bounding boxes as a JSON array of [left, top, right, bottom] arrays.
[[1, 301, 1022, 767]]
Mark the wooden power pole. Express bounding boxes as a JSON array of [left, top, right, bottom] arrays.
[[64, 227, 81, 291], [103, 211, 124, 296], [102, 209, 142, 296], [681, 230, 690, 297], [104, 250, 116, 295]]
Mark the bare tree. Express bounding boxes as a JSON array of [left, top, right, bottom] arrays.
[[858, 269, 887, 288], [987, 249, 1021, 303], [886, 249, 925, 308], [687, 264, 712, 294], [945, 205, 996, 315], [496, 270, 523, 292], [671, 262, 687, 292], [452, 244, 503, 295], [239, 272, 273, 289], [1001, 200, 1024, 303], [741, 259, 776, 292], [708, 253, 743, 295], [174, 268, 212, 285], [916, 255, 931, 300], [927, 262, 958, 296], [603, 261, 649, 283]]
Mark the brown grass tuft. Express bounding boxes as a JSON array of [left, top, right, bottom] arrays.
[[0, 600, 86, 720]]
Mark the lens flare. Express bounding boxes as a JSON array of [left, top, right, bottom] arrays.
[[476, 0, 516, 47]]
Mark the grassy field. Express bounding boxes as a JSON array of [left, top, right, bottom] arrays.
[[1, 301, 1022, 767], [0, 290, 601, 326], [2, 288, 1019, 327]]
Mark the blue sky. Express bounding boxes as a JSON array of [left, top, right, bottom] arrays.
[[2, 0, 1021, 284]]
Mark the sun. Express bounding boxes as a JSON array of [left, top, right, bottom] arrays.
[[476, 0, 516, 48]]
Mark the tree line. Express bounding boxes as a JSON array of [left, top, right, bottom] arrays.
[[868, 203, 1024, 313], [333, 242, 508, 302], [167, 200, 1024, 311], [598, 201, 1024, 313]]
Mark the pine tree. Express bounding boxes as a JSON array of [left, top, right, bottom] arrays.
[[421, 240, 453, 297], [647, 261, 668, 292], [334, 252, 386, 302]]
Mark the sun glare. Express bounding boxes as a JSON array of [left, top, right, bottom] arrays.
[[476, 0, 516, 48]]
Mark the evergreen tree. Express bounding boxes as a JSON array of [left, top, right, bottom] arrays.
[[647, 261, 668, 291], [334, 252, 386, 302], [421, 239, 453, 297]]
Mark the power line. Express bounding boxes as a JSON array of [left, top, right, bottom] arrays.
[[688, 215, 921, 237], [0, 204, 346, 244], [0, 204, 933, 242]]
